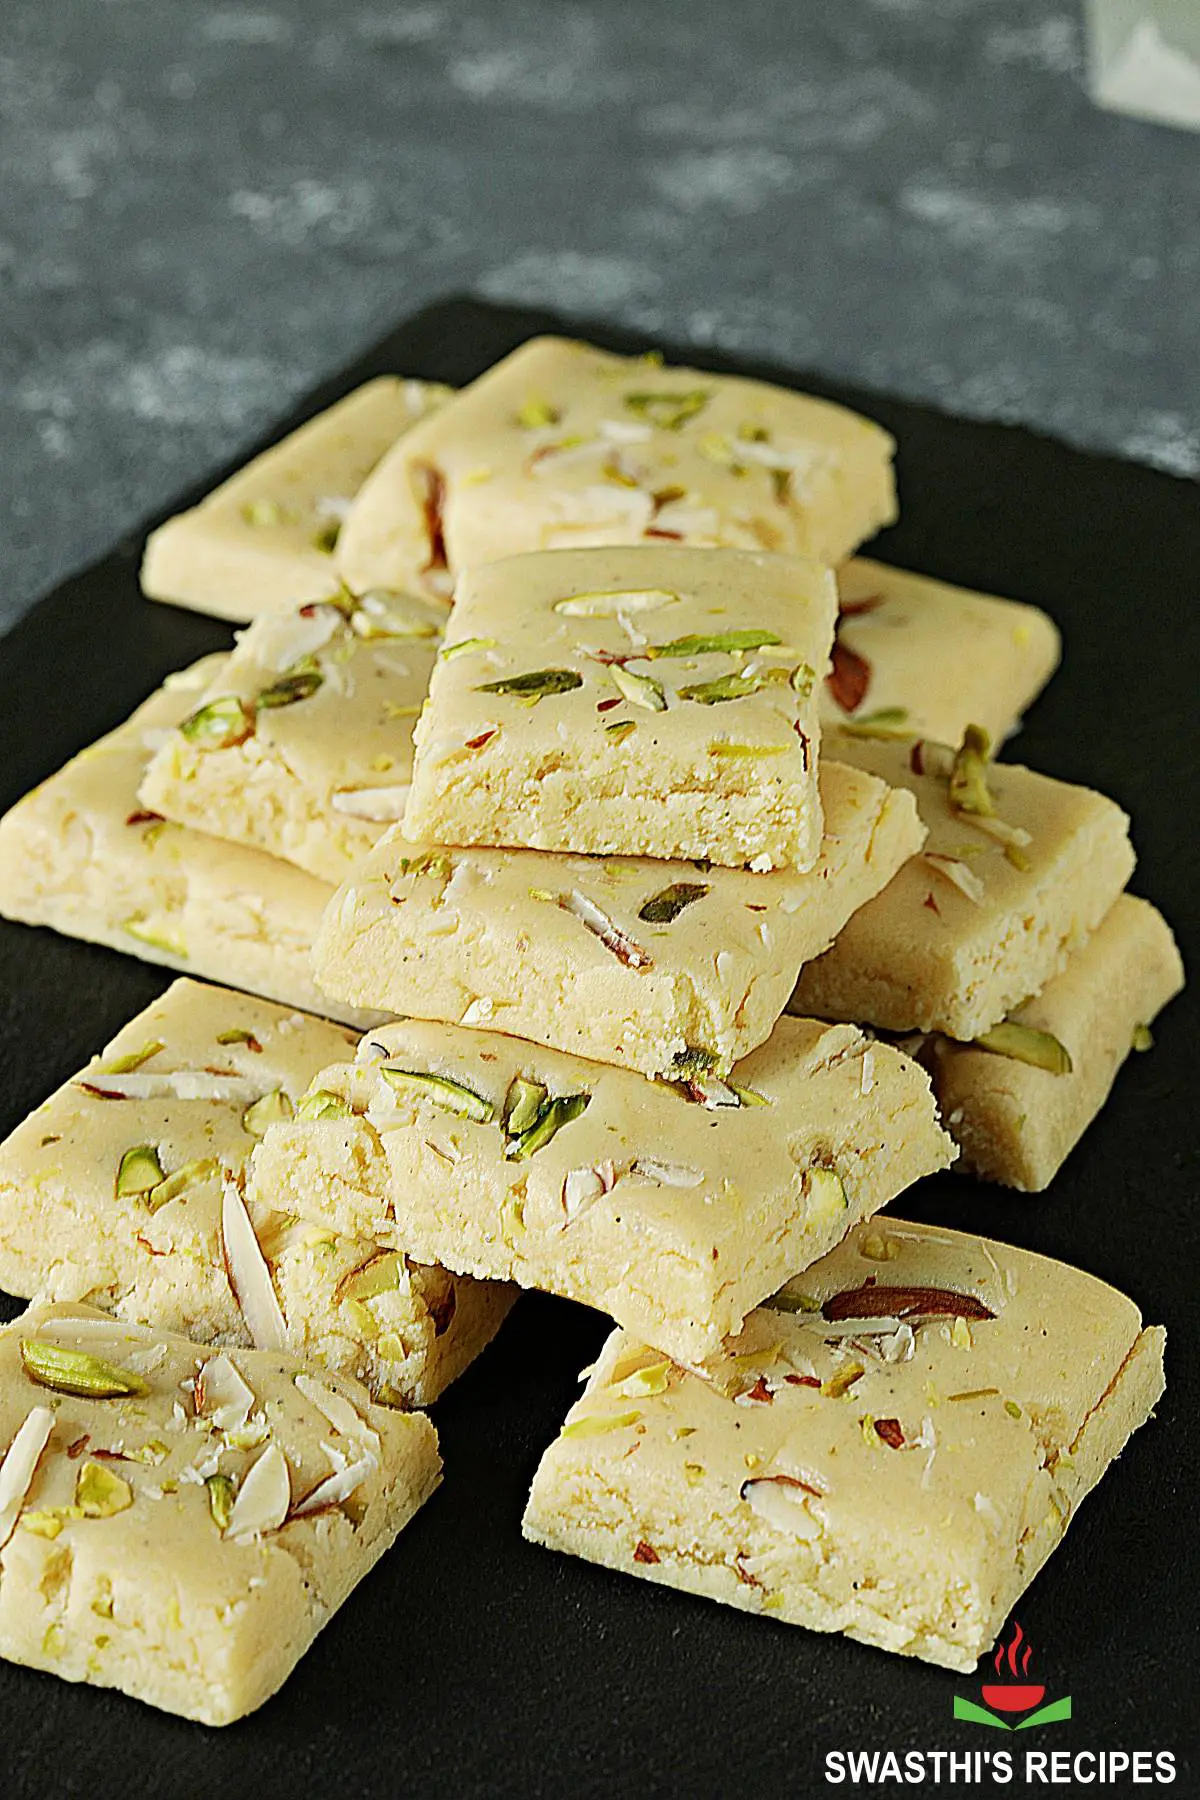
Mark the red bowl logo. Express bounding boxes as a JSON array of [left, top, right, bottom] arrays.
[[980, 1682, 1046, 1714]]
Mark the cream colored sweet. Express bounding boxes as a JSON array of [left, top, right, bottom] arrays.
[[0, 981, 514, 1407], [314, 762, 924, 1078], [0, 1301, 440, 1724], [523, 1218, 1164, 1672], [139, 595, 445, 885], [790, 729, 1135, 1039], [337, 337, 896, 599], [141, 377, 451, 622], [925, 895, 1184, 1191], [403, 546, 837, 870], [0, 659, 382, 1028], [251, 1014, 954, 1365], [824, 559, 1062, 744]]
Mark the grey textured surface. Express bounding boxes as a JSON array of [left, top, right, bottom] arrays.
[[2, 0, 1196, 633]]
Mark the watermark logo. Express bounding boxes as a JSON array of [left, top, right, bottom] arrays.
[[953, 1620, 1072, 1731]]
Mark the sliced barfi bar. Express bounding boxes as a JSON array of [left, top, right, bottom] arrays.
[[250, 1015, 954, 1364], [403, 546, 837, 870], [0, 1302, 440, 1722], [336, 336, 896, 598], [523, 1218, 1164, 1671], [790, 729, 1134, 1038], [824, 558, 1061, 744], [0, 981, 514, 1407], [314, 761, 924, 1077], [0, 658, 379, 1028], [139, 594, 445, 884], [141, 377, 451, 622], [925, 894, 1184, 1190]]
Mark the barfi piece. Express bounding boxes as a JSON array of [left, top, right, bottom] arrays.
[[250, 1015, 955, 1364], [824, 559, 1061, 744], [790, 730, 1135, 1039], [0, 980, 514, 1407], [523, 1218, 1164, 1671], [139, 594, 445, 885], [337, 336, 896, 598], [0, 1302, 439, 1723], [141, 377, 451, 622], [0, 658, 380, 1028], [403, 546, 837, 870], [313, 762, 925, 1078], [926, 895, 1184, 1191]]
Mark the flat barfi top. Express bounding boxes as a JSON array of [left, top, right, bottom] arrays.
[[403, 545, 837, 870], [524, 1218, 1164, 1671], [0, 1302, 439, 1723], [249, 1013, 954, 1363], [314, 760, 925, 1077], [140, 593, 445, 885]]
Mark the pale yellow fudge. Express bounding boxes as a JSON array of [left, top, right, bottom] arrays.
[[251, 1015, 955, 1365], [337, 336, 896, 599], [0, 1301, 439, 1723], [523, 1218, 1164, 1672], [403, 546, 837, 871], [0, 981, 514, 1407], [139, 595, 445, 885], [141, 377, 451, 622], [790, 730, 1135, 1039], [0, 658, 381, 1029], [824, 559, 1062, 744], [926, 895, 1184, 1191], [313, 762, 924, 1078]]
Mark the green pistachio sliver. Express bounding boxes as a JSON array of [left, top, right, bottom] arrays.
[[561, 1408, 642, 1438], [554, 588, 679, 618], [179, 695, 254, 749], [380, 1067, 496, 1124], [20, 1340, 148, 1399], [397, 852, 453, 880], [764, 1288, 821, 1315], [668, 1046, 719, 1080], [707, 742, 787, 758], [678, 671, 766, 705], [728, 1083, 770, 1107], [790, 662, 816, 698], [76, 1461, 133, 1519], [623, 388, 711, 431], [242, 498, 286, 527], [605, 719, 637, 743], [837, 707, 912, 740], [972, 1021, 1072, 1075], [508, 1093, 591, 1160], [296, 1088, 354, 1121], [146, 1156, 222, 1212], [638, 882, 710, 924], [99, 1039, 165, 1076], [312, 519, 340, 554], [440, 636, 497, 661], [116, 1144, 164, 1199], [257, 669, 324, 708], [242, 1088, 295, 1138], [206, 1473, 236, 1532], [477, 668, 582, 702], [503, 1076, 548, 1137], [1132, 1023, 1154, 1052], [649, 629, 781, 659], [516, 397, 560, 428], [216, 1028, 262, 1050], [122, 916, 188, 958], [609, 664, 666, 713], [949, 723, 995, 817]]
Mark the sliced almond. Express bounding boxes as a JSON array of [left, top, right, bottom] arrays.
[[221, 1181, 287, 1351], [195, 1352, 256, 1433], [0, 1406, 55, 1550], [78, 1070, 266, 1103], [291, 1457, 374, 1518], [330, 785, 411, 821], [225, 1441, 291, 1538], [740, 1474, 823, 1540]]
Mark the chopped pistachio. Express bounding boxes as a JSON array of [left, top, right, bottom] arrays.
[[972, 1021, 1073, 1075], [99, 1040, 165, 1076], [1004, 1400, 1023, 1420], [609, 663, 667, 712], [179, 695, 254, 749], [623, 388, 711, 430], [516, 397, 560, 428], [637, 881, 709, 924], [561, 1408, 642, 1438], [677, 671, 766, 704], [605, 719, 636, 743], [803, 1167, 847, 1224], [507, 1093, 591, 1160], [242, 1087, 296, 1137], [20, 1341, 148, 1400], [380, 1067, 496, 1124], [242, 498, 286, 526], [205, 1473, 236, 1532], [790, 662, 816, 698], [257, 669, 323, 708], [477, 668, 583, 701], [1132, 1023, 1154, 1053], [122, 916, 188, 958], [837, 706, 912, 740], [397, 851, 453, 880], [440, 636, 497, 661], [821, 1363, 865, 1399], [296, 1088, 353, 1121], [215, 1028, 262, 1051], [650, 629, 781, 659], [503, 1076, 548, 1137], [949, 723, 995, 817], [312, 520, 340, 554], [950, 1316, 974, 1349], [613, 1361, 671, 1400], [75, 1461, 134, 1519], [146, 1156, 221, 1212], [554, 588, 678, 618], [115, 1144, 164, 1199], [684, 1461, 706, 1486], [340, 1251, 406, 1304], [728, 1083, 770, 1107], [764, 1287, 821, 1315], [708, 742, 788, 759]]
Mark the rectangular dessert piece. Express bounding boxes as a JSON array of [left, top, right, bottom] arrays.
[[823, 558, 1061, 744], [336, 336, 896, 599], [523, 1218, 1164, 1671], [141, 377, 451, 622], [0, 658, 380, 1028], [0, 980, 514, 1407], [250, 1015, 955, 1364], [403, 546, 837, 870], [314, 761, 924, 1078], [790, 728, 1135, 1039], [139, 594, 445, 885], [925, 894, 1184, 1190], [0, 1301, 440, 1723]]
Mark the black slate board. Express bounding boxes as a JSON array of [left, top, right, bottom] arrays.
[[0, 300, 1196, 1799]]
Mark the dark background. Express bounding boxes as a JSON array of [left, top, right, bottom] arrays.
[[0, 300, 1196, 1798]]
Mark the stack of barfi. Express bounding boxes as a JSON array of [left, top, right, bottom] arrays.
[[0, 332, 1178, 1717]]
